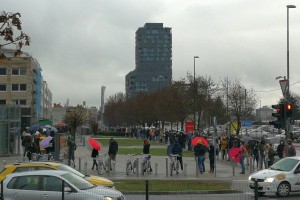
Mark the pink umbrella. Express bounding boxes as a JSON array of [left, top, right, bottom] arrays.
[[228, 147, 240, 163], [40, 136, 53, 148]]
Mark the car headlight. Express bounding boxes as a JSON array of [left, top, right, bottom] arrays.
[[103, 197, 113, 200], [264, 177, 275, 182], [248, 176, 252, 181]]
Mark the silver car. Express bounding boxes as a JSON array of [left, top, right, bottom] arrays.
[[1, 170, 125, 200]]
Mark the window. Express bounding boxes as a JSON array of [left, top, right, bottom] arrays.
[[12, 84, 27, 91], [20, 84, 26, 91], [12, 69, 19, 75], [0, 84, 6, 91], [0, 100, 6, 105], [12, 84, 18, 91], [43, 176, 62, 191], [20, 100, 26, 105], [0, 68, 6, 75], [12, 68, 27, 75], [12, 100, 18, 105], [7, 175, 39, 190], [20, 68, 27, 75], [14, 167, 36, 173]]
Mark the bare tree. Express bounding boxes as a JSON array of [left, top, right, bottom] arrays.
[[0, 11, 30, 57], [64, 105, 89, 139], [221, 79, 258, 135]]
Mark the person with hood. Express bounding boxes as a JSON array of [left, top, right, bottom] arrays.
[[287, 139, 296, 157], [171, 139, 183, 172], [108, 138, 118, 170], [194, 140, 206, 174], [259, 139, 267, 169]]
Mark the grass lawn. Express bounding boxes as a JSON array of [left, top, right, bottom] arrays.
[[114, 179, 231, 191]]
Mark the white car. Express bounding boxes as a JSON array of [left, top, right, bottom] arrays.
[[1, 170, 125, 200], [248, 157, 300, 197]]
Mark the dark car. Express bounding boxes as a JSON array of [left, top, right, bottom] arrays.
[[291, 131, 300, 143]]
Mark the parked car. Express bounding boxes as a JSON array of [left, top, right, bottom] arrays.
[[0, 162, 114, 188], [291, 131, 300, 143], [1, 170, 125, 200], [248, 157, 300, 197]]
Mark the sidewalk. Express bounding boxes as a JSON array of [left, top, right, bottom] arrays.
[[73, 135, 250, 182], [0, 135, 251, 182]]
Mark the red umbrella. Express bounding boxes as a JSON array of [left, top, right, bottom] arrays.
[[191, 137, 209, 146], [228, 147, 240, 163], [88, 138, 101, 151]]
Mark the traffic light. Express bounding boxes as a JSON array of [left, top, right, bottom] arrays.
[[286, 102, 293, 118], [269, 103, 284, 129]]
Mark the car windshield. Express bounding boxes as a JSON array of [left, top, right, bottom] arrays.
[[58, 164, 85, 178], [270, 158, 299, 171], [62, 173, 95, 190]]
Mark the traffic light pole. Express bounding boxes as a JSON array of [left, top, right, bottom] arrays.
[[284, 101, 289, 157]]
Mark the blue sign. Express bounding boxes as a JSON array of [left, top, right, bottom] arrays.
[[242, 120, 252, 127]]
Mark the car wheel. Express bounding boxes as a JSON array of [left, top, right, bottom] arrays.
[[276, 182, 290, 197]]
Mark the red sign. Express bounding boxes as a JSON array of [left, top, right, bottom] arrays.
[[185, 122, 195, 133]]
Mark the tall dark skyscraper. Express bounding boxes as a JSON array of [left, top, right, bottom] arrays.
[[125, 23, 172, 97]]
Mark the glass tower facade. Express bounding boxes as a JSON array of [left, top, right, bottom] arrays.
[[126, 23, 172, 97]]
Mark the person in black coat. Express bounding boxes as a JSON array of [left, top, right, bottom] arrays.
[[108, 138, 118, 170], [178, 132, 186, 149], [171, 140, 183, 171], [276, 140, 285, 159], [208, 143, 215, 173], [91, 148, 99, 170]]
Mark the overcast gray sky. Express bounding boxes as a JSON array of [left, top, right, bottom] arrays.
[[2, 0, 300, 108]]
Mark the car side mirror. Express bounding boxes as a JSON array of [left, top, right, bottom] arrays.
[[64, 187, 72, 192]]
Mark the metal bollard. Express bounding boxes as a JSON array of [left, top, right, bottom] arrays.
[[246, 156, 249, 170], [79, 158, 81, 172], [165, 157, 169, 177], [83, 138, 85, 147], [107, 158, 111, 175], [145, 180, 149, 200], [155, 162, 158, 175], [196, 158, 199, 177], [84, 160, 87, 175], [1, 180, 3, 200], [232, 159, 235, 176], [254, 179, 258, 200], [249, 157, 253, 174], [184, 163, 187, 176], [136, 158, 139, 177]]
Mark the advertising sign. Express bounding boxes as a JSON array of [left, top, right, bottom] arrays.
[[185, 121, 195, 133]]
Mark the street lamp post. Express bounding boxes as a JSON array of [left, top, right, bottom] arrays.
[[286, 5, 296, 156], [287, 5, 296, 97], [193, 56, 199, 132]]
